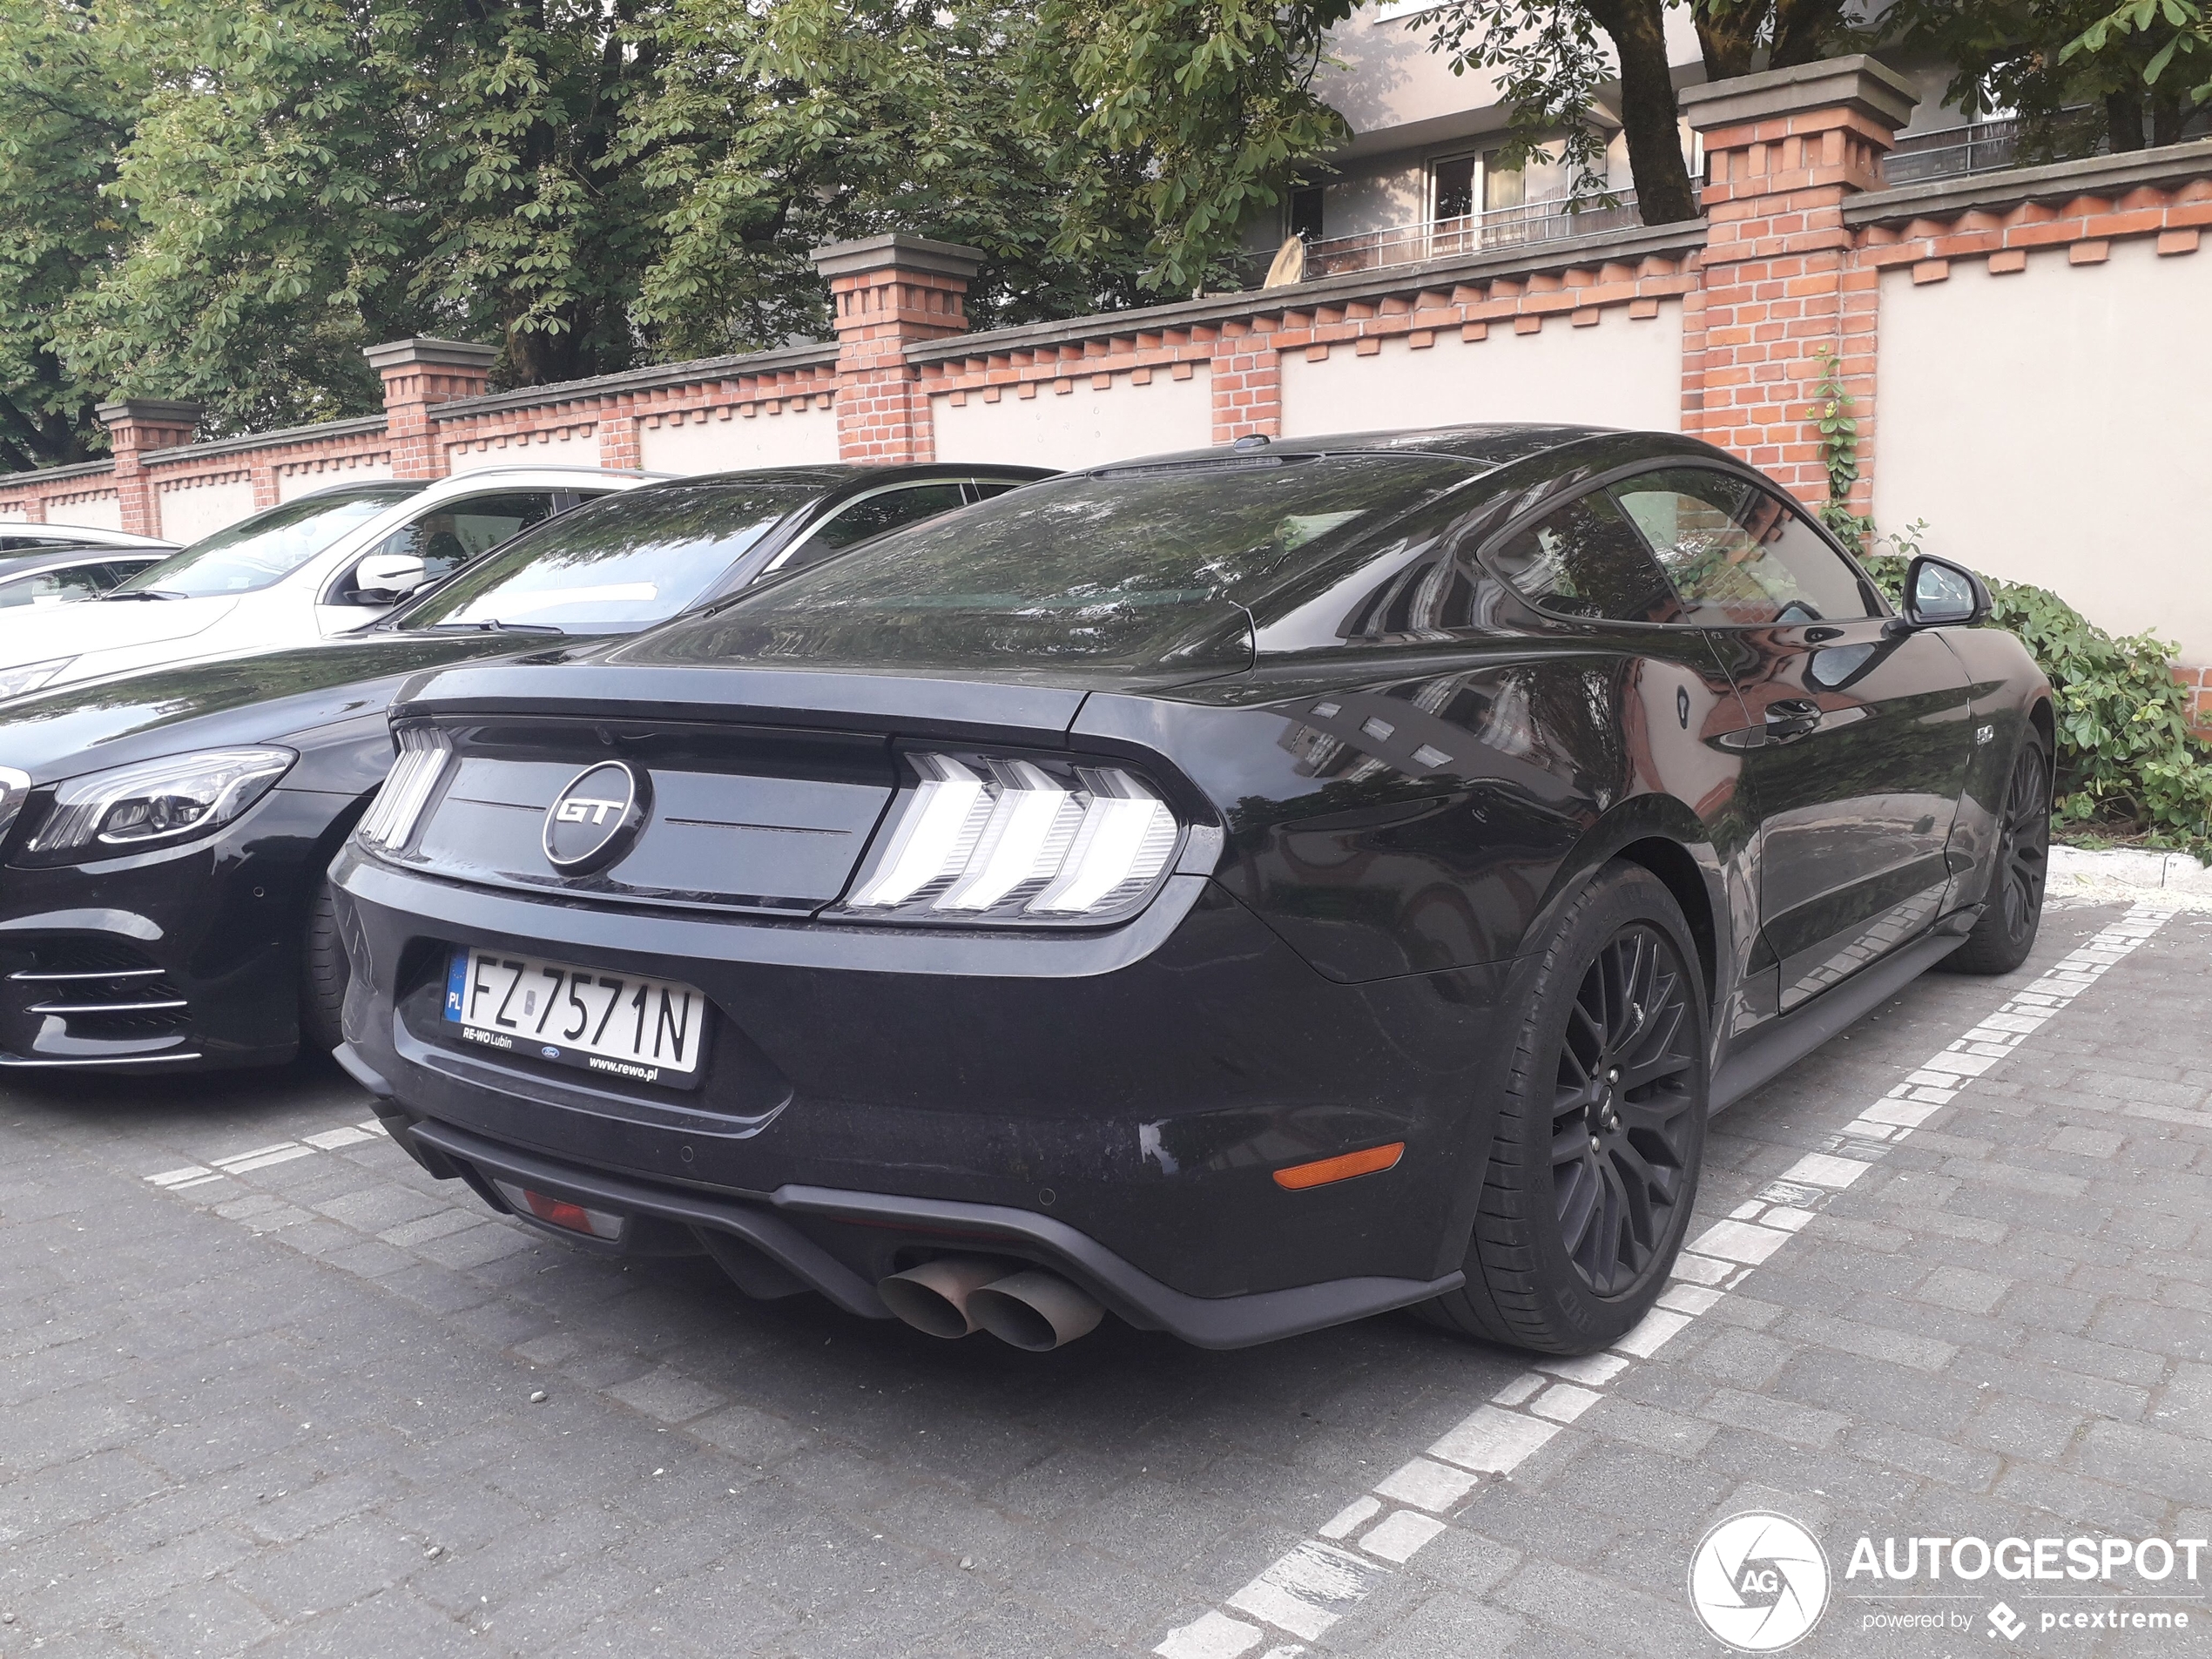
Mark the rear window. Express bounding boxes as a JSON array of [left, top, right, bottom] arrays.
[[394, 481, 825, 634], [661, 454, 1481, 665]]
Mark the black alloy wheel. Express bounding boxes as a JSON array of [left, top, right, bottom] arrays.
[[1549, 924, 1699, 1297], [1421, 862, 1710, 1354], [1944, 732, 2052, 976]]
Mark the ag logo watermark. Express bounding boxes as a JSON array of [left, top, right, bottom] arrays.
[[1689, 1511, 1832, 1652]]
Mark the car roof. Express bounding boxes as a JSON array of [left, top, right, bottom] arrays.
[[0, 524, 178, 550], [1084, 423, 1630, 473], [670, 462, 1057, 492]]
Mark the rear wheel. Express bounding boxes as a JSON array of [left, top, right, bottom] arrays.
[[300, 879, 350, 1056], [1942, 732, 2051, 976], [1423, 864, 1709, 1354]]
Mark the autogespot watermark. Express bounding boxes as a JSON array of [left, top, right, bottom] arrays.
[[1689, 1515, 2209, 1649], [1689, 1513, 1833, 1652]]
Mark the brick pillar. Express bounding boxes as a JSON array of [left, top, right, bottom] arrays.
[[812, 235, 983, 464], [93, 399, 204, 538], [362, 338, 497, 481], [1211, 320, 1282, 443], [597, 409, 642, 472], [1677, 57, 1916, 512]]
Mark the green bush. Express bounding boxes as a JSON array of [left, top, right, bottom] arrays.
[[1861, 553, 2212, 852]]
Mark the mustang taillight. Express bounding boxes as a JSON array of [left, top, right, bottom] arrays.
[[839, 752, 1181, 926], [355, 725, 451, 856]]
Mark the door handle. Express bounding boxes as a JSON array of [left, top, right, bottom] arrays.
[[1763, 698, 1824, 741]]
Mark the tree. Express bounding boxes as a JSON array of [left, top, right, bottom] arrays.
[[1024, 0, 1359, 293], [622, 0, 1160, 358], [3, 0, 1362, 455], [1420, 0, 1857, 227], [2067, 0, 2212, 138], [0, 0, 150, 469], [60, 0, 666, 432], [1885, 0, 2204, 153]]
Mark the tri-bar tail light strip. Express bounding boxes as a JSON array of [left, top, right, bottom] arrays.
[[838, 752, 1182, 927], [356, 725, 452, 855]]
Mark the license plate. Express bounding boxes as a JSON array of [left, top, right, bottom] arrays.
[[442, 947, 707, 1084]]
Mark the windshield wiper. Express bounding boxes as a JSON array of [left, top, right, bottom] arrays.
[[424, 619, 564, 635], [104, 588, 190, 601]]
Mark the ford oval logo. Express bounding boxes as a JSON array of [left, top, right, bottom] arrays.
[[543, 760, 649, 875]]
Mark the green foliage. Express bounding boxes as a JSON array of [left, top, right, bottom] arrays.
[[1026, 0, 1358, 296], [1806, 348, 1876, 549], [2, 0, 1357, 448], [0, 0, 152, 466], [1860, 553, 2212, 849], [1884, 0, 2203, 158], [2067, 0, 2212, 112]]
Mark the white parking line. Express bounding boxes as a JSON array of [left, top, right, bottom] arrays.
[[141, 1119, 388, 1193], [1154, 902, 2178, 1659]]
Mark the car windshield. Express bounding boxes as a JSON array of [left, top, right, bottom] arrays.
[[392, 481, 824, 634], [111, 483, 420, 598], [642, 453, 1481, 668]]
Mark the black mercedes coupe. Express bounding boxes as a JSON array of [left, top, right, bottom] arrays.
[[330, 426, 2052, 1357], [0, 462, 1044, 1076]]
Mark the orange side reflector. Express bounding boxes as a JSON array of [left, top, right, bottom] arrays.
[[1272, 1142, 1405, 1190]]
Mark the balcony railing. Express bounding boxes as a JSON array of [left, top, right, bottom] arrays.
[[1883, 118, 2028, 186], [1242, 192, 1643, 288]]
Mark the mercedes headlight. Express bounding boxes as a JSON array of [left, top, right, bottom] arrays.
[[20, 747, 296, 864], [0, 657, 77, 700]]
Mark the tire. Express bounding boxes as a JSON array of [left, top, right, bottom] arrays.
[[1421, 862, 1710, 1354], [300, 878, 351, 1057], [1940, 732, 2052, 977]]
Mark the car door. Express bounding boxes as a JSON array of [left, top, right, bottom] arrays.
[[1609, 465, 1977, 1015], [317, 489, 568, 633]]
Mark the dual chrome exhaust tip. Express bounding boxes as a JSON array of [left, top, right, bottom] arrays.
[[876, 1255, 1104, 1351]]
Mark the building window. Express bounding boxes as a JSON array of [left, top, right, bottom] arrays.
[[1431, 155, 1477, 222], [1288, 185, 1325, 241]]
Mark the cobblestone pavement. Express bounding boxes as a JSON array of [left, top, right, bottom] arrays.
[[3, 897, 2209, 1657]]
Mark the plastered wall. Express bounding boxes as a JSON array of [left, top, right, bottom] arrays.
[[931, 368, 1214, 469], [154, 475, 258, 545], [638, 404, 840, 475], [1873, 237, 2212, 658], [1278, 301, 1685, 438], [447, 424, 602, 475], [278, 456, 395, 502]]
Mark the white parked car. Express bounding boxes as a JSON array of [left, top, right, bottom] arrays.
[[0, 467, 658, 698]]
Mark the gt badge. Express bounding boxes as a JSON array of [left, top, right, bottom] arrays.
[[543, 760, 651, 874]]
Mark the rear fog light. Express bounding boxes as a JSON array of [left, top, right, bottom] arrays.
[[492, 1178, 628, 1240]]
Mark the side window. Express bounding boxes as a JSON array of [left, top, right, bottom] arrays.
[[0, 565, 112, 608], [968, 480, 1026, 502], [351, 491, 558, 593], [785, 484, 969, 574], [1486, 491, 1682, 624], [1610, 468, 1874, 625]]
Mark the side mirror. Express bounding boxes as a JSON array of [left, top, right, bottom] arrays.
[[353, 552, 428, 604], [1900, 554, 1990, 629]]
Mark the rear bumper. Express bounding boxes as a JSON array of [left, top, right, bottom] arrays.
[[357, 1101, 1461, 1348], [332, 844, 1521, 1330]]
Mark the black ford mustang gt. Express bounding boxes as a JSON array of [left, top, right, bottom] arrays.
[[0, 462, 1044, 1075], [331, 425, 2053, 1357]]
